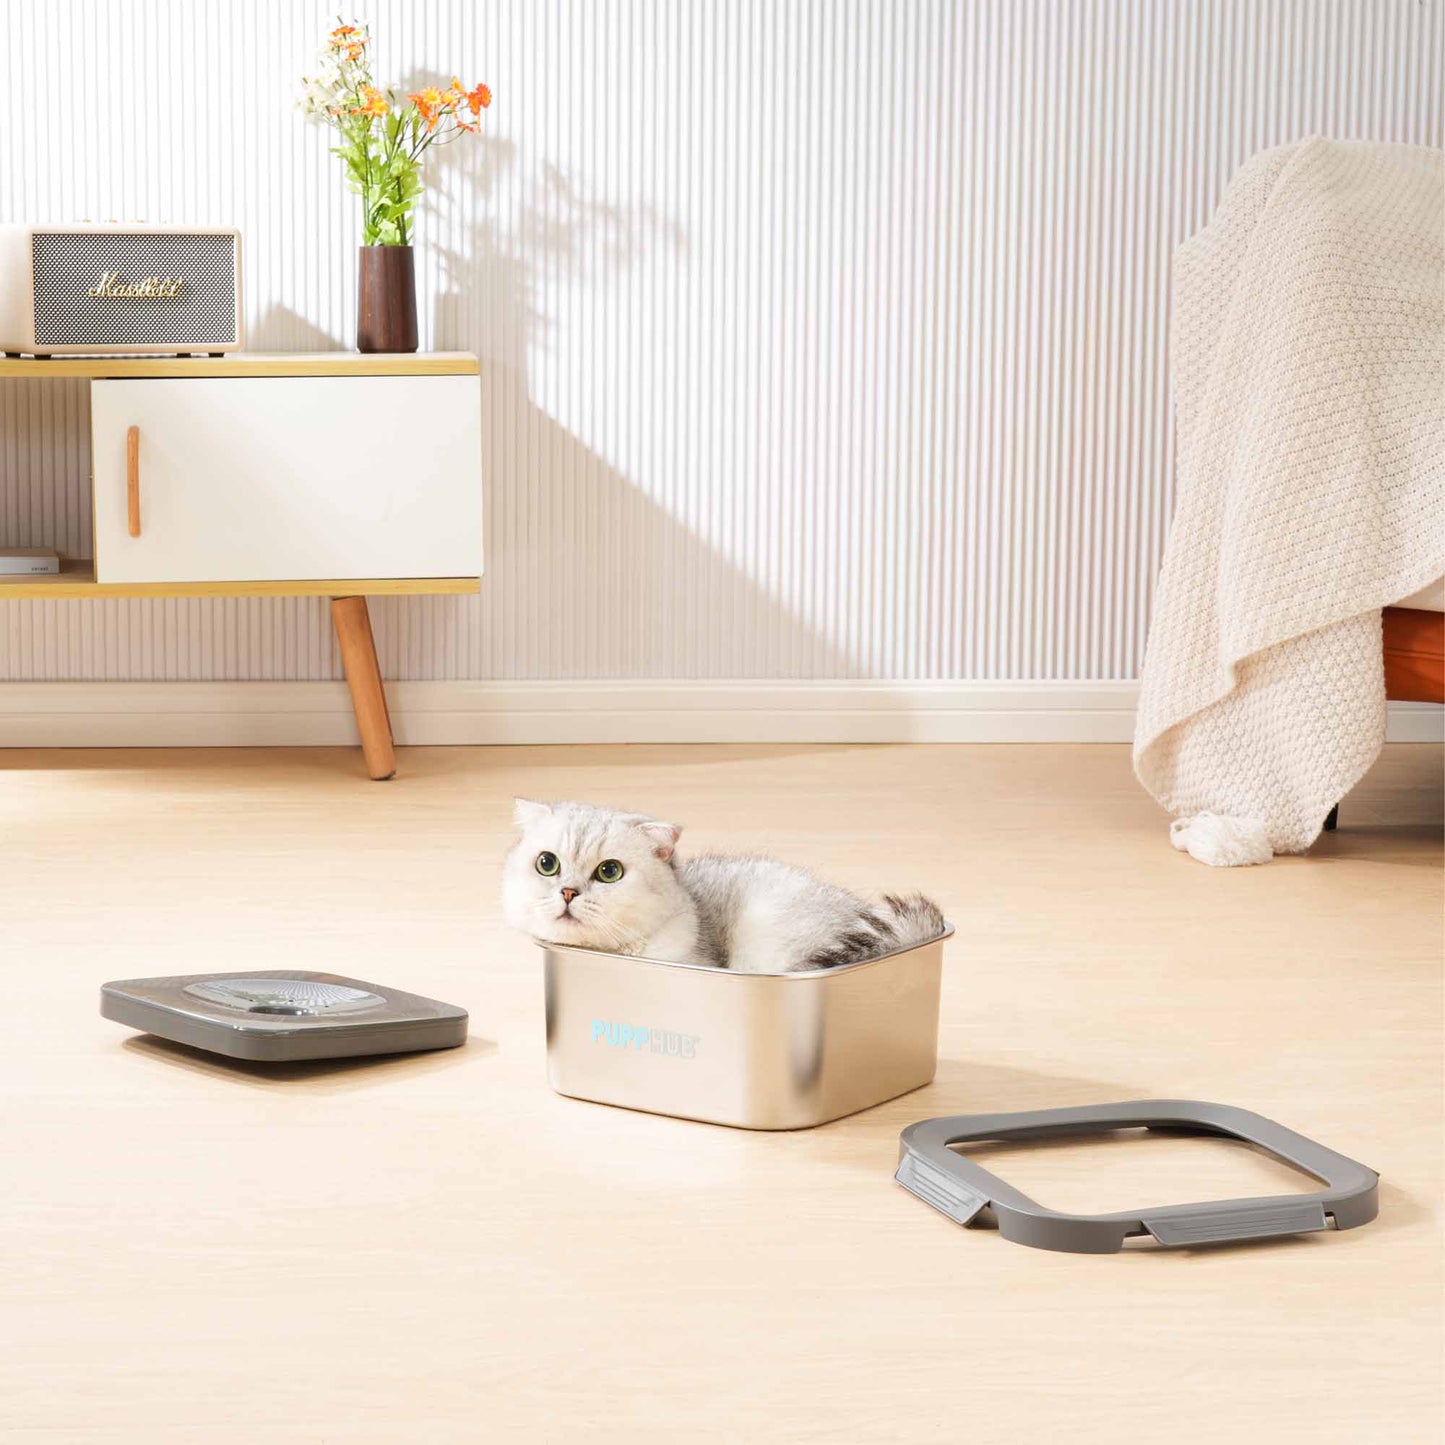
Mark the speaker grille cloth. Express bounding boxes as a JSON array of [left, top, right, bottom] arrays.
[[31, 232, 237, 345]]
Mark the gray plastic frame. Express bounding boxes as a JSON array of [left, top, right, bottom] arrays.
[[896, 1100, 1378, 1253]]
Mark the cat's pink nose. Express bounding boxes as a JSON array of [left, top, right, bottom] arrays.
[[560, 887, 579, 904]]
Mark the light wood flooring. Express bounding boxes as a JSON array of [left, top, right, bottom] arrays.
[[1, 742, 1439, 1442]]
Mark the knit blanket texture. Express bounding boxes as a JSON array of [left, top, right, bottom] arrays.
[[1134, 139, 1444, 860]]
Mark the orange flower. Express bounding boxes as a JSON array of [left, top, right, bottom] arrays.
[[408, 85, 451, 130], [462, 80, 491, 116], [352, 85, 388, 119], [345, 42, 366, 60], [328, 24, 361, 47]]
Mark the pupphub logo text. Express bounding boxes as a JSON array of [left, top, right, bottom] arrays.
[[591, 1019, 700, 1059]]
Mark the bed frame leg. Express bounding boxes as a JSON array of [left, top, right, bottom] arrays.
[[1323, 805, 1339, 832]]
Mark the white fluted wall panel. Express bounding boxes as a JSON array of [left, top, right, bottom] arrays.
[[1, 0, 1440, 682]]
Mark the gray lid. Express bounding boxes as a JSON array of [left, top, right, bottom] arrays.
[[101, 969, 468, 1062]]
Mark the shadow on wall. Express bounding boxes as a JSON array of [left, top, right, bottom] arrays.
[[247, 307, 344, 353], [362, 111, 846, 680]]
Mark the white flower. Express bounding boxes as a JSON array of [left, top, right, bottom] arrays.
[[296, 63, 350, 122]]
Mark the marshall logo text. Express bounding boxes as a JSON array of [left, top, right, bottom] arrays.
[[88, 272, 183, 299]]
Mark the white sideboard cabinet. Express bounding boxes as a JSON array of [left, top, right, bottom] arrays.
[[0, 351, 484, 778]]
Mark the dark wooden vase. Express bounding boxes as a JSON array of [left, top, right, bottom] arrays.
[[356, 245, 418, 354]]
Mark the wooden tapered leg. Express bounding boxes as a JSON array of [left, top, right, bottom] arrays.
[[330, 595, 397, 780]]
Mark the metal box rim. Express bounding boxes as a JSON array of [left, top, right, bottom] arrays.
[[540, 922, 954, 977]]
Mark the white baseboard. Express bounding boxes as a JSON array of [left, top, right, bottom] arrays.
[[0, 679, 1439, 747]]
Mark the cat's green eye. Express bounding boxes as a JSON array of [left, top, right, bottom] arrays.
[[535, 851, 561, 877], [594, 859, 625, 883]]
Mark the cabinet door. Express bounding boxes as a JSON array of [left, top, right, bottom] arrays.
[[92, 376, 482, 583]]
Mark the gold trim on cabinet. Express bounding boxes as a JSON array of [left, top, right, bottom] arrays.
[[0, 351, 480, 378], [0, 560, 481, 599]]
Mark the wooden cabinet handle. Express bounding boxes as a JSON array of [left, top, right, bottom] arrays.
[[126, 426, 141, 537]]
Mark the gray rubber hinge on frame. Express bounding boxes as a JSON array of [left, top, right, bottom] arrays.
[[895, 1100, 1379, 1254]]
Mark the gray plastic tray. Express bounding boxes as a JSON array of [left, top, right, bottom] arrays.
[[896, 1100, 1379, 1253], [101, 970, 468, 1062]]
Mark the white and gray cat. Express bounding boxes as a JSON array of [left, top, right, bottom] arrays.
[[501, 798, 944, 973]]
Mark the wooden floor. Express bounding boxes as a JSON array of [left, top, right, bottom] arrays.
[[1, 742, 1440, 1443]]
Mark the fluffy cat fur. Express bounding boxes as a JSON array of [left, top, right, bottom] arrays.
[[501, 798, 944, 973]]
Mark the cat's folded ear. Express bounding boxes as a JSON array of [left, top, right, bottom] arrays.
[[638, 819, 682, 861], [513, 797, 553, 829]]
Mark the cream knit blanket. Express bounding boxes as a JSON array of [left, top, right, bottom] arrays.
[[1134, 139, 1444, 863]]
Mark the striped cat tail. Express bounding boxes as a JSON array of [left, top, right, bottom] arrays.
[[877, 892, 946, 951]]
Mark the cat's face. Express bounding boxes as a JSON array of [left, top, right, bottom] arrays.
[[501, 799, 685, 952]]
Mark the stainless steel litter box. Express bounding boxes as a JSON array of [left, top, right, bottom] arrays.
[[541, 925, 950, 1130]]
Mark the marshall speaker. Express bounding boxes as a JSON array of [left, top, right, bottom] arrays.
[[0, 224, 242, 356]]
